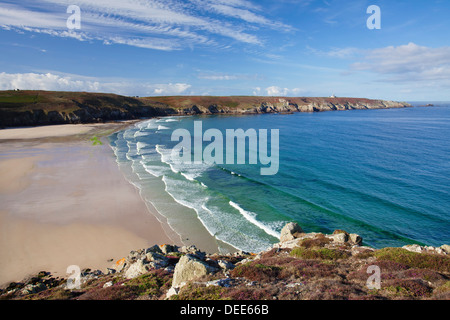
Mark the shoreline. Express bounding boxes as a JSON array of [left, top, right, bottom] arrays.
[[0, 122, 183, 287]]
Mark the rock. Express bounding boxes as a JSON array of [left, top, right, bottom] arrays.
[[172, 254, 217, 288], [403, 244, 448, 255], [106, 268, 116, 275], [218, 260, 235, 271], [205, 278, 234, 288], [349, 234, 363, 245], [146, 245, 163, 254], [403, 244, 423, 253], [280, 222, 304, 242], [326, 232, 348, 244], [166, 286, 179, 299], [145, 252, 169, 268], [125, 259, 151, 279], [20, 283, 46, 295], [180, 245, 198, 253], [160, 244, 178, 254], [103, 281, 113, 288], [441, 244, 450, 254], [351, 246, 375, 256]]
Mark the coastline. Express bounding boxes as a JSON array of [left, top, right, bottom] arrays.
[[0, 122, 182, 287]]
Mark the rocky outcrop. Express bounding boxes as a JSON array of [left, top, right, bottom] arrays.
[[0, 91, 412, 128], [280, 222, 304, 242], [169, 97, 412, 116], [2, 223, 448, 301], [172, 254, 217, 288]]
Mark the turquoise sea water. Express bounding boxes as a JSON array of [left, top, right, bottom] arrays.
[[109, 103, 450, 252]]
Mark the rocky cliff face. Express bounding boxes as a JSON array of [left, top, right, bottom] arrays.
[[175, 97, 411, 115], [0, 91, 411, 128]]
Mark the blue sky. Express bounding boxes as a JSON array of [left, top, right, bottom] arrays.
[[0, 0, 449, 101]]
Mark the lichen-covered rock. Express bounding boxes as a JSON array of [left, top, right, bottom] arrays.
[[146, 245, 163, 254], [441, 244, 450, 254], [160, 244, 178, 254], [349, 233, 363, 245], [146, 252, 169, 268], [280, 222, 303, 242], [403, 244, 448, 255], [172, 254, 217, 288], [125, 259, 151, 279], [326, 233, 348, 244], [218, 259, 235, 271]]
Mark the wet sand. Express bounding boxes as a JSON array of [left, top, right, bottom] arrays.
[[0, 123, 182, 287]]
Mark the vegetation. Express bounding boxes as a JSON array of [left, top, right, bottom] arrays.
[[373, 248, 450, 272]]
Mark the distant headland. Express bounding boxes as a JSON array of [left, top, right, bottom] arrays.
[[0, 90, 412, 128]]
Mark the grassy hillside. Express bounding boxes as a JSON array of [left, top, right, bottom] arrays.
[[0, 90, 411, 128]]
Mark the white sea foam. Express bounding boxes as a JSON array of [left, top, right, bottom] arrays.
[[136, 141, 148, 152], [134, 131, 151, 138], [229, 201, 280, 239], [156, 144, 210, 180]]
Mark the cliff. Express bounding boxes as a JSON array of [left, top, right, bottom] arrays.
[[1, 223, 448, 301], [144, 96, 411, 115], [0, 90, 411, 128]]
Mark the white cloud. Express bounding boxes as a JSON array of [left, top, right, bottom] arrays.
[[198, 74, 239, 80], [266, 86, 289, 96], [352, 43, 450, 84], [0, 72, 191, 96], [0, 0, 292, 50], [307, 46, 360, 59], [265, 86, 305, 96]]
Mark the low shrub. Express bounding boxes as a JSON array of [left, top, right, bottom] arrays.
[[374, 248, 450, 272], [290, 247, 351, 260], [230, 263, 281, 282], [384, 279, 433, 298]]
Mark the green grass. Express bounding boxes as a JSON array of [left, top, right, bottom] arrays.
[[373, 248, 450, 272]]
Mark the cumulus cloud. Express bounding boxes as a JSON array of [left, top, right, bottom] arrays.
[[352, 43, 450, 84], [263, 86, 305, 96], [0, 72, 191, 96]]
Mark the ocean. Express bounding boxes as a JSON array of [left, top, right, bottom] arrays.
[[109, 103, 450, 253]]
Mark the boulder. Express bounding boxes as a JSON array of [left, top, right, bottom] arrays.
[[125, 259, 151, 279], [403, 244, 423, 253], [217, 260, 235, 271], [326, 233, 347, 244], [403, 244, 448, 255], [146, 245, 163, 254], [146, 252, 169, 268], [172, 254, 217, 288], [349, 233, 363, 245], [160, 244, 178, 254], [280, 222, 303, 242], [20, 283, 46, 295], [441, 244, 450, 254]]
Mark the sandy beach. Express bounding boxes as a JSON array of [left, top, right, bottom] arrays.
[[0, 123, 181, 287]]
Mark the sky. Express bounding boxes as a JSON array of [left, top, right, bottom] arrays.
[[0, 0, 449, 101]]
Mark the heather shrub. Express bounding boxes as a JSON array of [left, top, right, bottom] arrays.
[[384, 279, 433, 298], [374, 248, 450, 272], [77, 285, 139, 300], [432, 281, 450, 299], [123, 269, 172, 297], [230, 263, 281, 282], [298, 234, 332, 248], [280, 259, 336, 280], [400, 269, 446, 281], [290, 247, 351, 260], [223, 286, 276, 300], [172, 283, 228, 300]]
